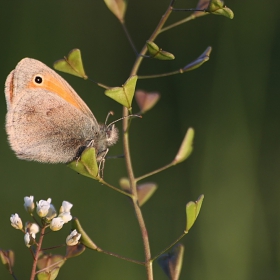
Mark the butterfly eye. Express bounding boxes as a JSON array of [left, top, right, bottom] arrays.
[[34, 75, 43, 84]]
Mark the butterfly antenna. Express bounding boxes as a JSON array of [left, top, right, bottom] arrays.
[[106, 114, 142, 128]]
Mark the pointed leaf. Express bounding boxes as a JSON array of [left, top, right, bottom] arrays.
[[135, 90, 160, 113], [104, 0, 127, 22], [146, 41, 175, 60], [183, 47, 212, 72], [157, 244, 184, 280], [185, 194, 204, 232], [54, 49, 88, 79], [67, 148, 100, 180], [137, 183, 158, 206], [72, 217, 98, 250], [105, 75, 137, 108], [174, 128, 195, 164], [65, 244, 86, 259]]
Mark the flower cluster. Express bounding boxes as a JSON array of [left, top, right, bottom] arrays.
[[10, 196, 81, 248]]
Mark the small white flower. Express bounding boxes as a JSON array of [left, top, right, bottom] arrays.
[[60, 201, 73, 214], [10, 213, 23, 230], [24, 232, 31, 247], [29, 223, 39, 235], [50, 217, 64, 231], [45, 204, 57, 221], [24, 196, 35, 213], [66, 229, 81, 246], [36, 198, 51, 217], [59, 212, 72, 223]]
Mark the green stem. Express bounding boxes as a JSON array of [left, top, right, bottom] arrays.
[[159, 15, 195, 34], [96, 246, 145, 266], [138, 69, 184, 80], [99, 178, 133, 198], [151, 232, 187, 262], [135, 162, 174, 183]]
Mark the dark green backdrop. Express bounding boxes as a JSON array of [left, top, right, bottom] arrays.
[[1, 1, 280, 279]]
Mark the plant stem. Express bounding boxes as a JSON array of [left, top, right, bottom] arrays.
[[30, 226, 46, 280], [99, 178, 133, 198], [96, 246, 145, 266], [138, 69, 184, 80], [151, 232, 187, 261], [135, 162, 174, 183], [122, 2, 176, 279]]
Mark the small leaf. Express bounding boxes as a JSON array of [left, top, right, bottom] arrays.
[[193, 0, 210, 18], [157, 244, 184, 280], [67, 148, 100, 180], [137, 183, 158, 206], [104, 0, 127, 22], [135, 90, 160, 114], [105, 75, 137, 108], [207, 0, 234, 19], [65, 243, 86, 259], [174, 128, 195, 164], [54, 49, 88, 79], [146, 41, 175, 60], [37, 254, 65, 270], [185, 194, 204, 232], [37, 268, 60, 280], [0, 250, 14, 274], [72, 217, 98, 250], [183, 47, 212, 72]]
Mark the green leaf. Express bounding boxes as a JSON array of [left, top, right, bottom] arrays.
[[135, 90, 160, 114], [137, 183, 158, 206], [119, 177, 130, 192], [183, 47, 212, 72], [173, 128, 195, 164], [185, 194, 204, 232], [53, 49, 88, 79], [104, 0, 127, 22], [72, 217, 98, 250], [157, 244, 184, 280], [67, 148, 100, 180], [37, 254, 65, 270], [207, 0, 234, 19], [37, 268, 60, 280], [105, 75, 137, 108], [65, 244, 86, 259], [0, 250, 14, 274], [146, 41, 175, 60]]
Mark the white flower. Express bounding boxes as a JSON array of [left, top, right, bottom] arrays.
[[45, 204, 57, 221], [59, 212, 72, 223], [60, 201, 73, 213], [29, 223, 39, 235], [50, 217, 65, 231], [10, 213, 23, 230], [24, 196, 35, 213], [24, 232, 31, 247], [66, 229, 81, 246], [36, 198, 51, 217]]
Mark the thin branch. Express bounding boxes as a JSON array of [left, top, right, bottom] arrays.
[[135, 162, 174, 183], [30, 226, 46, 280], [159, 15, 195, 34], [96, 246, 145, 266], [99, 178, 133, 198], [138, 69, 184, 80], [151, 232, 187, 262], [121, 22, 139, 55]]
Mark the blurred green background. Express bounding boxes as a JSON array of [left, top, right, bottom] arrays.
[[1, 1, 279, 279]]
